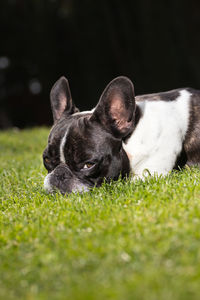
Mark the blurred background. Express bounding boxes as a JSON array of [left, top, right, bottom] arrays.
[[0, 0, 200, 128]]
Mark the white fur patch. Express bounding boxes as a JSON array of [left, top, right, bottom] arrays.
[[60, 129, 68, 164], [44, 173, 54, 193], [123, 89, 191, 177], [72, 108, 94, 117]]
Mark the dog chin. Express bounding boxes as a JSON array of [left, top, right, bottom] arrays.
[[44, 173, 90, 195]]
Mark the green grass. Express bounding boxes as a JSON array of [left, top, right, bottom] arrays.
[[1, 128, 200, 300]]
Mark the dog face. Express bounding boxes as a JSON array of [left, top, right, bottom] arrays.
[[43, 76, 136, 194]]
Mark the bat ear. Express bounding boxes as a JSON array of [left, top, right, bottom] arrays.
[[50, 76, 79, 123], [90, 76, 136, 138]]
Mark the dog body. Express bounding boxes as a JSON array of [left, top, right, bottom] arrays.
[[43, 76, 200, 194], [124, 89, 191, 177]]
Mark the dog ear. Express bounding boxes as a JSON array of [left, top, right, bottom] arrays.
[[50, 76, 79, 122], [90, 76, 136, 138]]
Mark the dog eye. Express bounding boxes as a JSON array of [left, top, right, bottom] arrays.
[[44, 157, 51, 164], [83, 163, 95, 169]]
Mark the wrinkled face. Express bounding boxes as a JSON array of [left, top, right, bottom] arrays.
[[43, 76, 136, 194], [43, 114, 130, 194]]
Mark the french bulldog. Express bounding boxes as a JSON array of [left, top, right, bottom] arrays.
[[43, 76, 200, 194]]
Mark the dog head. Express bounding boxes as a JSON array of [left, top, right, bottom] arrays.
[[43, 76, 136, 194]]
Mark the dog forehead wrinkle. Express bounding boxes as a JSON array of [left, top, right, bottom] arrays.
[[54, 116, 80, 163], [58, 119, 90, 164], [63, 125, 110, 165]]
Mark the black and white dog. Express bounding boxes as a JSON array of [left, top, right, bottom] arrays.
[[43, 76, 200, 194]]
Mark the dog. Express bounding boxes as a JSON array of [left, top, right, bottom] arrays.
[[43, 76, 200, 194]]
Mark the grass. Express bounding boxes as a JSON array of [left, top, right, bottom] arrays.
[[1, 128, 200, 300]]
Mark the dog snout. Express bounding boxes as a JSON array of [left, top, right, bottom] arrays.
[[54, 164, 72, 179], [44, 163, 90, 194], [44, 164, 72, 194]]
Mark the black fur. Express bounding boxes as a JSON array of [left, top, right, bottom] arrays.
[[136, 89, 181, 102], [183, 88, 200, 166]]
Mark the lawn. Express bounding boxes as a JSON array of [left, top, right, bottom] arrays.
[[1, 128, 200, 300]]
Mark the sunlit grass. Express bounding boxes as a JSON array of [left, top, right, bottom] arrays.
[[1, 128, 200, 300]]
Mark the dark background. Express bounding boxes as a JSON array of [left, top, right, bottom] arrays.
[[1, 0, 200, 128]]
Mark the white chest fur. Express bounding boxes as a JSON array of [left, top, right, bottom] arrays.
[[123, 90, 191, 177]]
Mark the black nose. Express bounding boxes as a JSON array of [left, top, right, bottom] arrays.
[[54, 163, 72, 176], [55, 169, 68, 181], [49, 163, 74, 194]]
